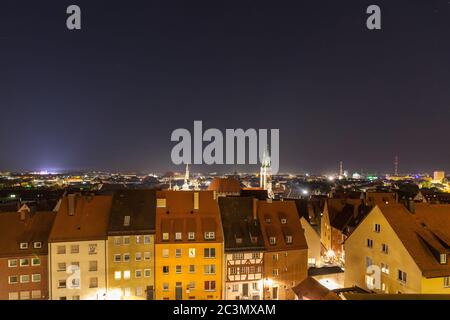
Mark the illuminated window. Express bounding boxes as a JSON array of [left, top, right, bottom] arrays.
[[58, 262, 66, 271], [57, 245, 66, 254], [114, 237, 121, 245], [114, 271, 121, 280], [20, 258, 29, 267], [281, 218, 287, 224], [136, 287, 143, 296], [32, 274, 41, 283], [31, 290, 41, 299], [89, 277, 98, 288], [444, 277, 450, 288], [233, 253, 244, 260], [157, 198, 166, 208], [33, 242, 42, 249], [135, 252, 142, 261], [123, 236, 130, 245], [123, 271, 131, 280], [8, 292, 19, 300], [123, 216, 131, 226], [8, 259, 17, 267], [20, 242, 28, 249], [194, 192, 199, 210], [272, 254, 279, 261], [285, 235, 293, 244], [88, 244, 97, 255], [71, 245, 79, 254], [144, 252, 151, 260], [252, 253, 260, 259], [162, 249, 169, 258], [188, 232, 195, 240], [189, 248, 196, 258], [124, 288, 131, 297], [136, 235, 142, 244], [440, 254, 447, 264], [269, 237, 277, 245], [272, 269, 279, 276], [19, 291, 30, 300], [175, 232, 182, 241], [204, 232, 215, 240], [162, 233, 169, 241]]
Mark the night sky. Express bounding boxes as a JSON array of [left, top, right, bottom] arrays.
[[0, 0, 449, 175]]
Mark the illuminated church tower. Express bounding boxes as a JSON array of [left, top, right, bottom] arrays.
[[182, 164, 190, 190], [260, 148, 274, 198]]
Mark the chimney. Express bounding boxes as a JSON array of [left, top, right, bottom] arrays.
[[407, 199, 415, 214], [252, 198, 258, 220], [18, 204, 31, 222], [68, 194, 76, 216]]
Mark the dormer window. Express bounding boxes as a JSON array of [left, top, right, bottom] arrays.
[[440, 254, 447, 265], [285, 235, 293, 244], [269, 237, 277, 245], [123, 215, 131, 226], [265, 218, 271, 224], [204, 232, 215, 240], [33, 242, 42, 249], [250, 236, 258, 244], [374, 223, 381, 233], [188, 232, 195, 240], [281, 218, 287, 224], [235, 237, 243, 244], [175, 232, 182, 241], [20, 243, 28, 250], [162, 233, 169, 241]]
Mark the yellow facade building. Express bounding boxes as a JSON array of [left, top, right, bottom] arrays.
[[155, 190, 224, 300], [106, 190, 156, 300], [345, 203, 450, 294]]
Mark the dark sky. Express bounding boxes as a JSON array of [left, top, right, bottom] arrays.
[[0, 0, 449, 175]]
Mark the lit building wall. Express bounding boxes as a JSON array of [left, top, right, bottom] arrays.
[[49, 240, 107, 300], [106, 234, 155, 300]]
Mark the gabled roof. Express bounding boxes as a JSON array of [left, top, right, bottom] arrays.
[[208, 177, 241, 195], [0, 211, 55, 257], [218, 197, 265, 251], [292, 277, 341, 300], [257, 200, 308, 251], [377, 203, 450, 278], [49, 194, 112, 242], [108, 189, 156, 235]]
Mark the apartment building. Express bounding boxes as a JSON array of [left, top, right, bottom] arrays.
[[48, 194, 112, 300], [345, 203, 450, 294], [219, 196, 265, 300], [155, 190, 224, 300], [0, 206, 55, 300], [107, 190, 156, 300], [257, 199, 308, 300]]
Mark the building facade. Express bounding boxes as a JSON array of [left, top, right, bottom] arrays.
[[48, 194, 112, 300]]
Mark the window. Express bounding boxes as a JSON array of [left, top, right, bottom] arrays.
[[123, 271, 131, 280], [20, 242, 28, 249], [114, 271, 121, 280], [88, 244, 97, 255], [163, 266, 169, 274], [189, 265, 196, 273], [31, 290, 41, 299], [123, 215, 131, 226], [89, 277, 98, 288], [8, 259, 17, 268], [175, 232, 182, 241], [204, 265, 216, 274], [114, 237, 121, 246], [8, 292, 19, 300], [57, 245, 66, 254], [374, 224, 381, 233], [20, 258, 29, 267], [252, 253, 260, 259], [20, 291, 30, 300], [189, 248, 196, 258], [31, 258, 40, 266], [71, 245, 79, 254], [144, 269, 151, 277], [188, 232, 195, 240], [381, 243, 389, 254], [440, 254, 447, 265], [157, 198, 166, 208], [194, 192, 199, 210], [114, 254, 121, 262], [249, 266, 256, 273], [281, 218, 287, 224], [33, 242, 42, 249], [285, 235, 293, 244], [58, 280, 67, 288], [163, 283, 169, 291], [72, 295, 80, 300], [444, 277, 450, 288], [162, 249, 169, 258], [135, 235, 142, 244], [89, 261, 98, 272], [188, 281, 196, 290], [269, 237, 277, 245], [136, 287, 143, 296], [272, 269, 279, 276], [8, 276, 18, 284], [398, 270, 407, 283], [32, 274, 41, 283], [176, 265, 182, 274], [144, 235, 151, 244], [272, 254, 279, 261], [235, 237, 243, 244], [233, 252, 244, 260], [123, 253, 130, 262], [204, 281, 216, 291], [265, 217, 271, 223], [144, 252, 151, 260], [204, 248, 216, 258], [123, 236, 130, 245], [367, 239, 373, 248], [162, 233, 169, 241], [252, 282, 259, 290], [57, 262, 67, 272], [204, 232, 215, 240], [176, 248, 182, 258], [232, 284, 239, 292], [135, 252, 142, 261], [135, 270, 142, 278]]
